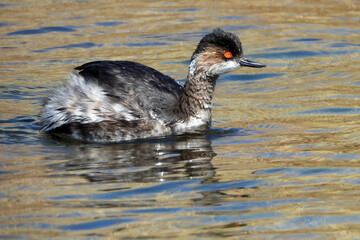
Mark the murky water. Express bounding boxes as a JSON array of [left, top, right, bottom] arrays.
[[1, 0, 360, 239]]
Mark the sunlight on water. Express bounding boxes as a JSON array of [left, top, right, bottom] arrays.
[[0, 0, 359, 239]]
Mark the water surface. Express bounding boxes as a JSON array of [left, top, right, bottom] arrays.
[[1, 0, 360, 239]]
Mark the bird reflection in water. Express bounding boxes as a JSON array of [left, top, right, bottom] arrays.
[[51, 134, 216, 183]]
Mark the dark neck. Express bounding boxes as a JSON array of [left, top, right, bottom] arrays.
[[176, 70, 218, 120]]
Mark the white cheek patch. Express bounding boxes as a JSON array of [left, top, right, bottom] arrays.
[[189, 57, 240, 77], [210, 60, 240, 75]]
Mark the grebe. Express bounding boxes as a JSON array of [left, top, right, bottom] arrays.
[[41, 28, 265, 142]]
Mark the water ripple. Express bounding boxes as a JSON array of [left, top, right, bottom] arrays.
[[7, 26, 80, 36], [33, 42, 98, 53]]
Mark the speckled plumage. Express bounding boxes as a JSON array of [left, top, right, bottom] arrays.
[[41, 28, 265, 142]]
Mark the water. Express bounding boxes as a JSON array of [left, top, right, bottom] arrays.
[[1, 0, 360, 239]]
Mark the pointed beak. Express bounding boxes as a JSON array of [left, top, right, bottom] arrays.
[[239, 57, 266, 68]]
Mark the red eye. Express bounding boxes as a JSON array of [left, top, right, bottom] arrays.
[[224, 51, 233, 59]]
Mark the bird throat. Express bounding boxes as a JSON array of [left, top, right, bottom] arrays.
[[176, 68, 218, 121]]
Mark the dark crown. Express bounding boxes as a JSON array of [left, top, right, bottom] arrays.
[[192, 28, 243, 60]]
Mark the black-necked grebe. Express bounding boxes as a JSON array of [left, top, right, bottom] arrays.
[[41, 28, 265, 142]]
